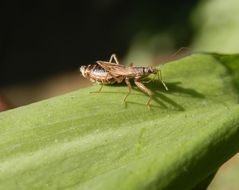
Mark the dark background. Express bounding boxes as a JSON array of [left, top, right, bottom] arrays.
[[0, 0, 198, 86]]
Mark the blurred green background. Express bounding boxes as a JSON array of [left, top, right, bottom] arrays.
[[1, 0, 239, 189]]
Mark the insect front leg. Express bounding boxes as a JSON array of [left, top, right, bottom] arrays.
[[142, 74, 157, 84], [134, 77, 153, 108], [109, 54, 120, 64], [158, 69, 168, 91], [123, 77, 132, 105]]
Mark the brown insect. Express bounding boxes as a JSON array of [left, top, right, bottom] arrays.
[[80, 54, 168, 107]]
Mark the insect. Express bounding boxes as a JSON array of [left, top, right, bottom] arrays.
[[80, 54, 168, 107]]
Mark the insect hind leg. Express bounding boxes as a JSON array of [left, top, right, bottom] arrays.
[[109, 54, 120, 64]]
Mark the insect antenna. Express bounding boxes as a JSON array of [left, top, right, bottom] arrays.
[[152, 47, 191, 66]]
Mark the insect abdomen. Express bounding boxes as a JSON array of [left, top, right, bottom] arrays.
[[83, 64, 116, 84]]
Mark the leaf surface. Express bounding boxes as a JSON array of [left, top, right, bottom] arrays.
[[0, 53, 239, 190]]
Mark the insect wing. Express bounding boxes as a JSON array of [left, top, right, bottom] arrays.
[[96, 61, 134, 76]]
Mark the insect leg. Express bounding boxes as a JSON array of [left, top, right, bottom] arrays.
[[109, 54, 120, 64], [142, 74, 157, 83], [134, 77, 153, 107], [90, 83, 104, 94], [90, 72, 111, 93], [158, 69, 168, 91], [111, 75, 123, 83], [123, 77, 132, 104]]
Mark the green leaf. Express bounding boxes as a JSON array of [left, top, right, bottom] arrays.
[[0, 53, 239, 190]]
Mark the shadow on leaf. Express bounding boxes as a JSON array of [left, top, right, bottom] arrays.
[[92, 80, 205, 111], [140, 81, 205, 111]]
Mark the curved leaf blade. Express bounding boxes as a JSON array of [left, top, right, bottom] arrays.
[[0, 53, 239, 190]]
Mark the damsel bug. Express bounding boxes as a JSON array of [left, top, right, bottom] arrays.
[[80, 54, 168, 107]]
